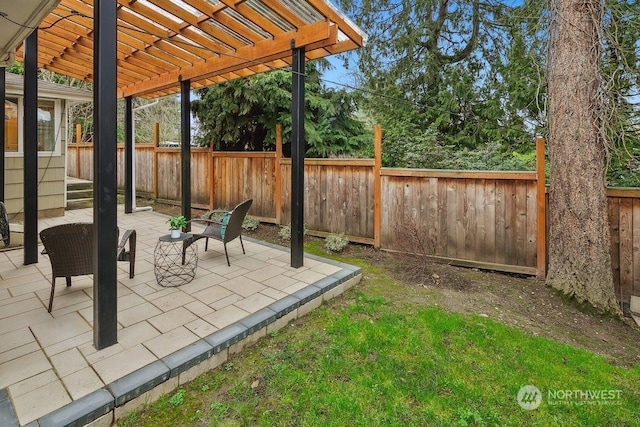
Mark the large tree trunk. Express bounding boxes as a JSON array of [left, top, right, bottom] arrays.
[[546, 0, 620, 314]]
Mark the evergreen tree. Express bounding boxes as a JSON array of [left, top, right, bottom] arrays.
[[337, 0, 547, 162], [191, 62, 370, 157]]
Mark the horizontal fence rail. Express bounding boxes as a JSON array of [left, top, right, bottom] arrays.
[[67, 129, 639, 310]]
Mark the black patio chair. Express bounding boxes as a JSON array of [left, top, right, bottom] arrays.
[[40, 223, 136, 312], [183, 199, 253, 266]]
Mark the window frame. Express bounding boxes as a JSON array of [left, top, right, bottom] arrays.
[[4, 96, 20, 154], [4, 96, 62, 158]]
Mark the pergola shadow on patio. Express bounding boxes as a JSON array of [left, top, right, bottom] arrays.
[[0, 207, 361, 426]]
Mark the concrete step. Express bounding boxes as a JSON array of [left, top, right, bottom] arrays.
[[67, 181, 92, 192], [66, 178, 93, 210], [67, 189, 93, 200], [66, 199, 93, 210]]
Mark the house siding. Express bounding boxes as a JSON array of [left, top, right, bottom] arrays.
[[4, 106, 68, 219]]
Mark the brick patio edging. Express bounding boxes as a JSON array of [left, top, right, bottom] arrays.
[[1, 243, 361, 427]]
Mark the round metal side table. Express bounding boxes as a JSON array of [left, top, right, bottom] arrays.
[[154, 232, 198, 287]]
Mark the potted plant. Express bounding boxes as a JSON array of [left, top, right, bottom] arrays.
[[167, 215, 187, 238]]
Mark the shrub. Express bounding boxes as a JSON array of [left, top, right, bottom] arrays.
[[393, 216, 437, 283], [203, 211, 225, 221], [279, 224, 291, 240], [324, 233, 349, 252], [242, 216, 260, 231], [279, 223, 307, 241]]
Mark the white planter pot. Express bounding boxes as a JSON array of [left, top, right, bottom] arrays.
[[170, 229, 181, 239]]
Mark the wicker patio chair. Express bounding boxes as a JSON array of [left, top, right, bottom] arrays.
[[40, 223, 136, 312], [183, 199, 253, 266]]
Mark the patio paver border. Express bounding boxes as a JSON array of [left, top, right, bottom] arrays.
[[0, 241, 361, 426]]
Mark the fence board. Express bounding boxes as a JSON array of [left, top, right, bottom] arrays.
[[436, 178, 447, 255], [609, 198, 621, 303], [484, 180, 496, 263], [348, 167, 359, 235], [457, 179, 467, 257], [504, 181, 516, 266], [356, 167, 367, 237], [475, 179, 486, 260], [494, 181, 507, 265], [464, 179, 476, 260], [156, 151, 181, 201], [526, 182, 537, 267], [79, 144, 93, 180], [515, 182, 527, 265], [633, 200, 640, 302], [135, 146, 155, 194], [619, 198, 633, 306], [67, 145, 78, 177], [447, 179, 459, 258], [191, 150, 211, 206], [318, 164, 327, 229], [427, 177, 439, 253], [210, 154, 276, 218]]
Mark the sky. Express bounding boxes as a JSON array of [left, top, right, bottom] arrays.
[[322, 54, 359, 91]]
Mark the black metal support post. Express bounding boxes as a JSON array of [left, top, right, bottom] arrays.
[[23, 31, 38, 265], [180, 78, 191, 231], [124, 96, 133, 214], [93, 0, 118, 349], [290, 45, 305, 268], [0, 67, 5, 202]]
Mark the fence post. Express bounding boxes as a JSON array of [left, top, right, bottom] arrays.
[[153, 122, 159, 198], [275, 123, 283, 225], [374, 125, 382, 248], [536, 136, 546, 278]]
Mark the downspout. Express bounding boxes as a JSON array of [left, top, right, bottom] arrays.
[[131, 99, 158, 211]]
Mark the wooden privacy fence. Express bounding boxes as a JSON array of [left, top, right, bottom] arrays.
[[604, 189, 640, 310], [380, 170, 539, 273], [67, 127, 640, 310]]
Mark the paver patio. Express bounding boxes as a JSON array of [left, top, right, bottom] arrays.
[[0, 206, 361, 426]]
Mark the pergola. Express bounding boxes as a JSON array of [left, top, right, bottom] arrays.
[[0, 0, 365, 349]]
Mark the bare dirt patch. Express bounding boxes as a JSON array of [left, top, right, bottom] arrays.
[[147, 199, 640, 368], [364, 249, 640, 368]]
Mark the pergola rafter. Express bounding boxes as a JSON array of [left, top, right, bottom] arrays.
[[13, 0, 365, 98]]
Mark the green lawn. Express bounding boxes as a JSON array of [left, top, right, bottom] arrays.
[[120, 243, 640, 427]]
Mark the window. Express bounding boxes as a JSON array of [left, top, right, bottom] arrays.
[[3, 96, 61, 155], [37, 100, 56, 151], [4, 98, 18, 152]]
